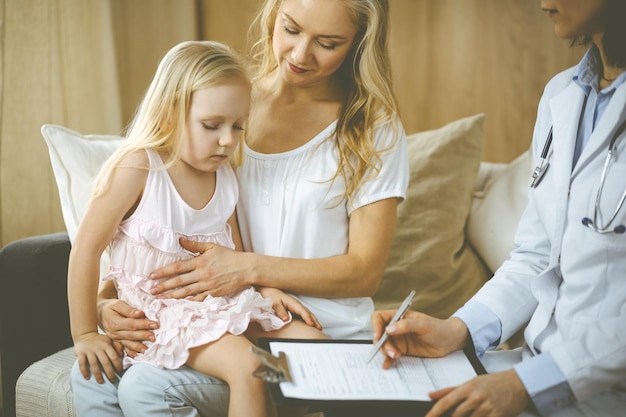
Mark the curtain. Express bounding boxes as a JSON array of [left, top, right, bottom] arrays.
[[0, 0, 197, 247]]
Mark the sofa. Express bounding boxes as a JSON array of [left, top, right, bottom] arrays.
[[0, 114, 533, 416]]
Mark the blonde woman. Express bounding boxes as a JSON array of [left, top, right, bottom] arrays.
[[73, 0, 409, 415]]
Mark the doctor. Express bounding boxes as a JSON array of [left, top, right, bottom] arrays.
[[371, 0, 626, 416]]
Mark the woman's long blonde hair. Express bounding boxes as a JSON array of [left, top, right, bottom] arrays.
[[248, 0, 400, 202], [93, 40, 250, 196]]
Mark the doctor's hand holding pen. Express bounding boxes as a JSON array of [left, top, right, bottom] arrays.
[[370, 309, 530, 417], [371, 309, 468, 368]]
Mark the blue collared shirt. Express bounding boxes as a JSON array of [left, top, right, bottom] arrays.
[[454, 46, 626, 417], [572, 45, 626, 165], [454, 302, 572, 416]]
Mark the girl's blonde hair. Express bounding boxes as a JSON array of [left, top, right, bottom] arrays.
[[248, 0, 400, 202], [93, 40, 251, 196]]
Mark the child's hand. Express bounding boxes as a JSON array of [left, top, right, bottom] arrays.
[[73, 332, 123, 384], [257, 287, 322, 330]]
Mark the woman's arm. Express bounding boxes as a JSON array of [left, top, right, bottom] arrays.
[[97, 279, 159, 357], [148, 197, 398, 299]]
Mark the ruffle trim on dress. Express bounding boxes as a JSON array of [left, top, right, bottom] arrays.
[[105, 265, 162, 294], [122, 286, 290, 369], [107, 238, 190, 280], [116, 216, 234, 254]]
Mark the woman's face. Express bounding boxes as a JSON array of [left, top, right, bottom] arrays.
[[541, 0, 606, 39], [272, 0, 358, 88]]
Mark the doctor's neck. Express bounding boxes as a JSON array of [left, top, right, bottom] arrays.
[[591, 32, 625, 86]]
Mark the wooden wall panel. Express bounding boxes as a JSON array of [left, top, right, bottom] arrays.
[[0, 0, 587, 248], [200, 0, 584, 162], [200, 0, 260, 54], [388, 0, 583, 162], [110, 0, 198, 128]]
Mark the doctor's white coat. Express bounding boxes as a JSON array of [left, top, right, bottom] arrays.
[[471, 62, 626, 407]]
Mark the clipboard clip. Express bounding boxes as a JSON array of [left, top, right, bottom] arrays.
[[250, 345, 292, 383]]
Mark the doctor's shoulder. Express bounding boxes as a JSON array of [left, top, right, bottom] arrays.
[[533, 64, 579, 130], [542, 65, 578, 98]]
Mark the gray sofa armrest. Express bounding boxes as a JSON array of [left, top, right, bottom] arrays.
[[0, 232, 72, 417]]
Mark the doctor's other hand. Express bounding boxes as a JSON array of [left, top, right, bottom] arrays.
[[371, 310, 469, 368], [425, 369, 530, 417]]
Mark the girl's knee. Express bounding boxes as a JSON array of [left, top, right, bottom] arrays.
[[121, 365, 231, 416], [271, 320, 328, 339], [118, 364, 173, 406], [70, 360, 124, 416]]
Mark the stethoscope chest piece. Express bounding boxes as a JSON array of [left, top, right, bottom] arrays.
[[530, 161, 550, 188], [531, 126, 553, 189]]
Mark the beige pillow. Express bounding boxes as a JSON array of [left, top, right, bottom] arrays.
[[374, 114, 490, 318]]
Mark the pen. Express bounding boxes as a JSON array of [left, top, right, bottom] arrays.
[[366, 290, 416, 363]]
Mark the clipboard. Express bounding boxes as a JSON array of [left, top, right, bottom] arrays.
[[253, 338, 486, 415]]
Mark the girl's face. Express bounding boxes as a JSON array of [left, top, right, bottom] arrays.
[[181, 81, 250, 173], [272, 0, 358, 88], [541, 0, 606, 39]]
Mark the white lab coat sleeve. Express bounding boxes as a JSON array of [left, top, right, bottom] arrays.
[[470, 87, 555, 344]]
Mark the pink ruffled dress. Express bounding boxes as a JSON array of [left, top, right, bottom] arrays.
[[104, 150, 288, 369]]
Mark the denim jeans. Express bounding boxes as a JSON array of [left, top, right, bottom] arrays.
[[70, 361, 229, 416]]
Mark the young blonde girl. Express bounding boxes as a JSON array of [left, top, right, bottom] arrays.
[[68, 40, 323, 417]]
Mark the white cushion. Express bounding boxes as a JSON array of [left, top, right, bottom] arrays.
[[466, 150, 533, 272], [41, 124, 124, 242], [42, 125, 123, 279], [16, 348, 76, 417]]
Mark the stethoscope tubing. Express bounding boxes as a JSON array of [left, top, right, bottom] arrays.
[[532, 121, 626, 234]]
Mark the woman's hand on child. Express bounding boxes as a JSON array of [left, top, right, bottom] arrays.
[[149, 238, 253, 299], [257, 286, 322, 330], [74, 332, 123, 384], [98, 298, 158, 357]]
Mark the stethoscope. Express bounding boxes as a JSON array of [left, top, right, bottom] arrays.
[[530, 126, 553, 189], [530, 121, 626, 234]]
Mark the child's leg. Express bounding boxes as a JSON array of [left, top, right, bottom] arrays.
[[247, 318, 329, 342], [246, 321, 328, 417], [186, 334, 275, 417]]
